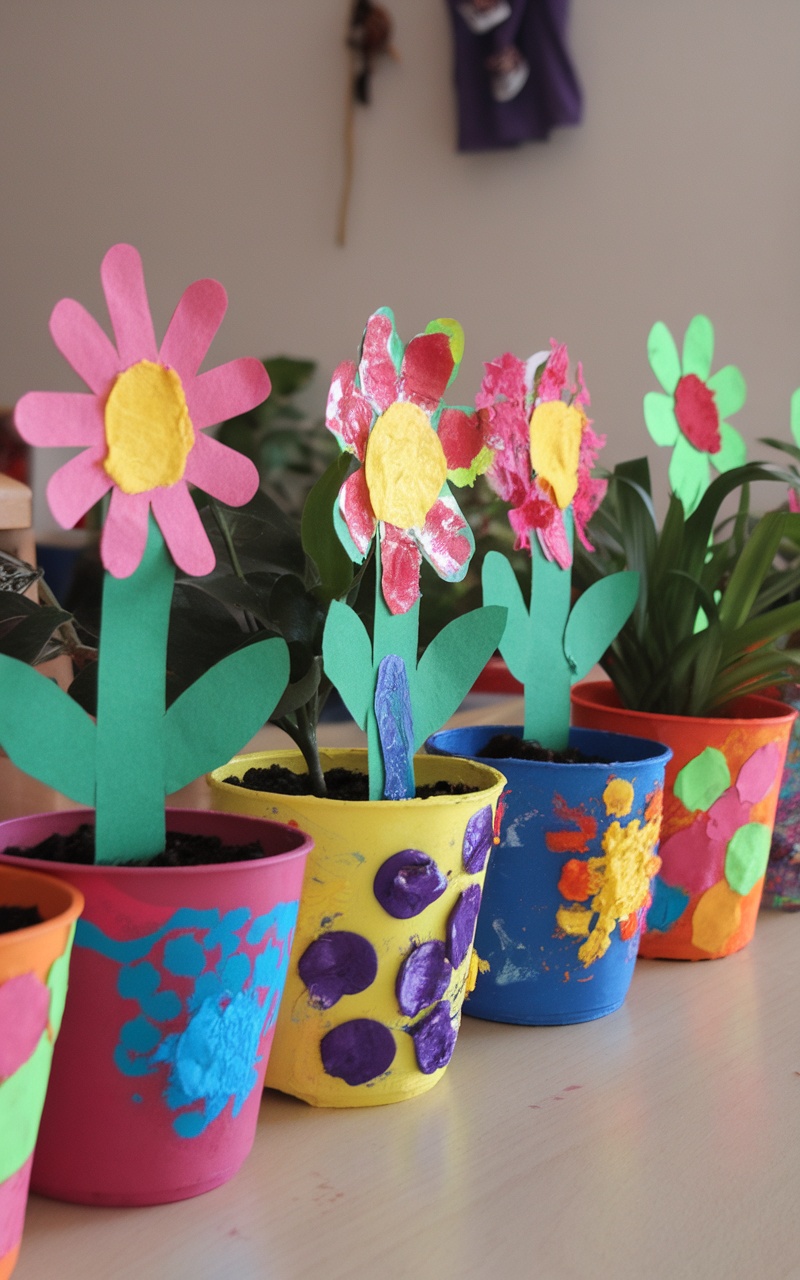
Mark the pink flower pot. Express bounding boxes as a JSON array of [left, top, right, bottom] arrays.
[[0, 808, 311, 1206]]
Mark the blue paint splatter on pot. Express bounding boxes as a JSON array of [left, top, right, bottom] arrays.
[[462, 805, 493, 873], [396, 940, 452, 1017], [447, 883, 482, 970], [80, 902, 298, 1135], [375, 654, 415, 800], [373, 849, 448, 918], [320, 1018, 396, 1086], [298, 931, 378, 1009], [409, 1001, 457, 1074]]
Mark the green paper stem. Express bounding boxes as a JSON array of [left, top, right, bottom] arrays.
[[94, 517, 174, 864], [523, 516, 573, 751]]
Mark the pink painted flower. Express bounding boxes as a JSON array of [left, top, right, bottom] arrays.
[[15, 243, 268, 578], [477, 341, 606, 568], [326, 307, 492, 615]]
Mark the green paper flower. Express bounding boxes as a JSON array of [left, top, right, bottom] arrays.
[[643, 314, 747, 515]]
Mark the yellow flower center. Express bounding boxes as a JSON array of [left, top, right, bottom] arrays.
[[364, 401, 447, 528], [529, 401, 584, 509], [104, 360, 194, 494]]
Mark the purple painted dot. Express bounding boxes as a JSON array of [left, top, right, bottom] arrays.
[[447, 883, 483, 970], [462, 806, 493, 873], [396, 940, 452, 1017], [373, 849, 448, 919], [320, 1018, 396, 1086], [409, 1001, 457, 1075], [298, 931, 378, 1009]]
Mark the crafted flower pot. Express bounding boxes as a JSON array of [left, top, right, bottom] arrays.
[[426, 725, 670, 1025], [0, 866, 83, 1279], [571, 682, 796, 959], [0, 808, 311, 1206], [208, 749, 505, 1107], [763, 683, 800, 910]]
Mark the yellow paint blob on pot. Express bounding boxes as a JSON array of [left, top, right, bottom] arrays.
[[691, 880, 742, 954], [556, 904, 594, 937], [603, 778, 635, 818], [104, 360, 194, 494], [529, 400, 583, 509], [466, 949, 490, 995], [364, 401, 447, 529]]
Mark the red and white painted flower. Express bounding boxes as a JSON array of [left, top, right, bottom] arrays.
[[326, 307, 492, 615], [15, 243, 268, 578], [477, 341, 606, 568]]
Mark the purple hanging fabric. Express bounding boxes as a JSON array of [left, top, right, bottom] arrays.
[[445, 0, 582, 152]]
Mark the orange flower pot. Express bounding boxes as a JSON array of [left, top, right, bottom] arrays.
[[570, 682, 796, 960], [0, 866, 83, 1278]]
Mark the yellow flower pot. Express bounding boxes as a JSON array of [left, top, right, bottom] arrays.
[[208, 749, 505, 1107]]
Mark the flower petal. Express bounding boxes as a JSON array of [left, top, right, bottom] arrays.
[[184, 430, 259, 506], [537, 342, 570, 403], [399, 331, 453, 412], [437, 408, 492, 485], [358, 310, 400, 411], [15, 391, 104, 448], [100, 488, 151, 577], [682, 315, 714, 382], [416, 492, 474, 582], [339, 467, 377, 559], [669, 434, 708, 515], [643, 392, 679, 446], [100, 243, 158, 366], [647, 321, 681, 394], [150, 484, 216, 576], [326, 360, 373, 459], [159, 278, 228, 382], [47, 446, 113, 528], [535, 509, 571, 569], [706, 365, 746, 419], [49, 298, 120, 394], [714, 421, 747, 473], [475, 352, 527, 410], [185, 358, 271, 431], [380, 523, 422, 614]]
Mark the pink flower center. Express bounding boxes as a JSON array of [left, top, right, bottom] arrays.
[[674, 374, 721, 454]]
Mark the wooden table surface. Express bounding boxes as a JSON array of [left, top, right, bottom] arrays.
[[10, 697, 800, 1279]]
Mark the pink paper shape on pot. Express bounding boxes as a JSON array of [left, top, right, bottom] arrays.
[[0, 1156, 32, 1260], [0, 974, 49, 1078]]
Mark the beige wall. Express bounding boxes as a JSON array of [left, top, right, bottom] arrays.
[[2, 1, 800, 530]]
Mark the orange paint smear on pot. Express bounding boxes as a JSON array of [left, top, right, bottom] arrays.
[[545, 796, 597, 854]]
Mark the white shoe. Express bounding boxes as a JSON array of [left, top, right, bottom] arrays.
[[491, 56, 529, 102], [457, 2, 511, 35]]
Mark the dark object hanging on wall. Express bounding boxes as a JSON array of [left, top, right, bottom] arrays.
[[337, 1, 398, 246], [445, 0, 582, 152]]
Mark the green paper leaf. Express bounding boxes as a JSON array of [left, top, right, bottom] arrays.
[[412, 604, 507, 749], [0, 655, 96, 804], [564, 571, 640, 682], [791, 388, 800, 448], [323, 600, 374, 729], [301, 452, 354, 603], [674, 747, 730, 813], [714, 421, 747, 473], [669, 433, 709, 516], [682, 314, 714, 381], [481, 550, 529, 682], [707, 364, 746, 419], [163, 637, 290, 793], [643, 392, 679, 447], [648, 321, 681, 394]]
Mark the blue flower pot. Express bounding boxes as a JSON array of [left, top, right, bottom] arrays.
[[425, 725, 671, 1025]]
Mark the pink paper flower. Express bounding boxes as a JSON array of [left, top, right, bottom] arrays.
[[15, 243, 268, 578], [477, 341, 606, 568], [326, 307, 492, 615]]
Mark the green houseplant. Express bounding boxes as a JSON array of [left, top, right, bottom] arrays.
[[571, 315, 800, 959]]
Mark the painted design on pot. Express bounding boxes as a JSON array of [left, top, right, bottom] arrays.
[[298, 932, 379, 1009], [373, 849, 448, 918], [554, 782, 663, 965], [648, 743, 779, 952], [765, 687, 800, 909], [320, 1018, 397, 1086], [462, 804, 494, 872], [77, 902, 298, 1137], [408, 1000, 457, 1074]]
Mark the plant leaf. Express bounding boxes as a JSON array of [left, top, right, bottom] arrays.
[[481, 550, 528, 681], [301, 453, 354, 603], [0, 656, 96, 803], [322, 600, 374, 729], [412, 605, 507, 749], [163, 637, 290, 793], [564, 572, 639, 682]]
